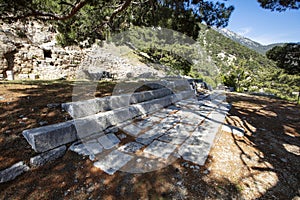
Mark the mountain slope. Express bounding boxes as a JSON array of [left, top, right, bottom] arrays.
[[214, 28, 284, 54], [195, 24, 299, 101]]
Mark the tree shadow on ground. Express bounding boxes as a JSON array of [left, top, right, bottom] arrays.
[[225, 93, 300, 199], [0, 81, 243, 199]]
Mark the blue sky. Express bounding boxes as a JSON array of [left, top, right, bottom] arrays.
[[222, 0, 300, 45]]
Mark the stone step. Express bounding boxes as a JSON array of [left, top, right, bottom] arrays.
[[23, 90, 195, 153], [62, 88, 173, 118], [90, 92, 230, 175]]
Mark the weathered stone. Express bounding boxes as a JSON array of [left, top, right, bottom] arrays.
[[22, 121, 77, 153], [93, 150, 133, 175], [97, 133, 120, 149], [118, 142, 144, 153], [137, 125, 165, 140], [47, 103, 61, 109], [0, 162, 30, 183], [74, 115, 108, 139], [134, 119, 154, 129], [122, 124, 142, 137], [144, 140, 177, 159], [85, 140, 104, 155], [30, 145, 66, 167], [62, 88, 174, 118], [69, 142, 90, 156], [178, 141, 211, 165], [158, 128, 190, 145]]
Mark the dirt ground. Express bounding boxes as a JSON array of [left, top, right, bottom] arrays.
[[0, 81, 299, 200]]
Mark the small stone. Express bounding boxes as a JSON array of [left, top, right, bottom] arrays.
[[203, 169, 209, 174], [117, 133, 127, 139], [47, 103, 61, 109], [190, 165, 195, 169], [0, 161, 30, 183], [30, 145, 67, 167], [280, 158, 287, 163], [39, 121, 48, 126], [19, 121, 26, 126], [176, 181, 183, 186], [87, 185, 94, 193]]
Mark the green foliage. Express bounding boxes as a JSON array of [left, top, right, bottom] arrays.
[[0, 0, 234, 45], [266, 43, 300, 75], [257, 0, 300, 11]]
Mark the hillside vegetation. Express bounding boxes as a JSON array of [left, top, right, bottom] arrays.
[[196, 24, 300, 101]]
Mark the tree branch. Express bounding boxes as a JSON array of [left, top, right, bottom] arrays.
[[0, 0, 89, 21], [109, 0, 132, 24]]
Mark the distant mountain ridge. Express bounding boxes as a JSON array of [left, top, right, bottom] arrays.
[[214, 28, 284, 54]]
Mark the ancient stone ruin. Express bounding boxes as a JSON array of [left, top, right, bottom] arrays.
[[0, 79, 234, 182]]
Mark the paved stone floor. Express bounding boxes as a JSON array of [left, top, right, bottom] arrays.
[[70, 91, 230, 174]]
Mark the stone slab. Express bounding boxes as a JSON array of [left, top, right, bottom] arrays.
[[137, 125, 166, 140], [118, 142, 144, 153], [85, 140, 104, 155], [97, 133, 120, 149], [174, 124, 195, 132], [152, 111, 170, 118], [158, 128, 190, 145], [0, 162, 30, 183], [30, 145, 67, 167], [122, 124, 143, 137], [143, 140, 177, 159], [178, 141, 211, 165], [93, 150, 133, 175], [22, 121, 77, 153], [135, 137, 155, 145], [134, 119, 154, 129]]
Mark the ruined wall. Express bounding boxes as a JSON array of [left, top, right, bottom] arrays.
[[0, 21, 84, 80], [0, 21, 165, 80]]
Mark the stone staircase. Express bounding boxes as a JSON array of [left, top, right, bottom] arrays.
[[21, 80, 230, 175]]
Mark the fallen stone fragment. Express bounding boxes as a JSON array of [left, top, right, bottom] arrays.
[[0, 161, 30, 183], [30, 145, 67, 167]]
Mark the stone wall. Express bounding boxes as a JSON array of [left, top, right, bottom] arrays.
[[0, 20, 86, 80]]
